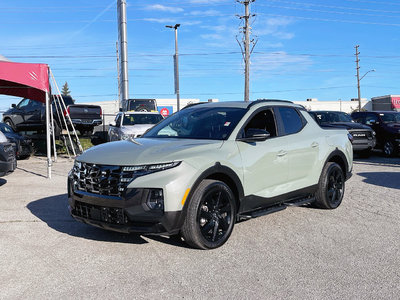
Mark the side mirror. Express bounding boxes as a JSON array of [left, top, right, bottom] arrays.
[[238, 128, 270, 142], [109, 122, 116, 127], [11, 104, 16, 108]]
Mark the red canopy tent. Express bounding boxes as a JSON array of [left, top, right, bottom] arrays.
[[0, 61, 49, 102], [0, 61, 53, 178]]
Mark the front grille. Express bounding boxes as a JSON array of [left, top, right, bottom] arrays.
[[350, 130, 372, 140], [74, 201, 127, 225], [71, 162, 134, 197]]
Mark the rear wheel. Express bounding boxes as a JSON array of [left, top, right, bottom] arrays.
[[315, 162, 345, 209], [181, 179, 236, 249], [383, 140, 397, 157]]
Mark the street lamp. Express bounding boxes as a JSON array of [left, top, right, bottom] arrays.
[[357, 69, 375, 111], [166, 24, 181, 112]]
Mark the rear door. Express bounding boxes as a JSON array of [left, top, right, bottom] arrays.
[[275, 107, 320, 191]]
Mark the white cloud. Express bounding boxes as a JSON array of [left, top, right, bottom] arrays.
[[145, 4, 183, 13], [254, 17, 296, 40], [251, 51, 312, 74], [189, 0, 229, 3], [188, 9, 220, 16], [143, 18, 177, 24]]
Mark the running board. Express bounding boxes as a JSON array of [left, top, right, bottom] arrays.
[[284, 196, 315, 207], [238, 205, 286, 221], [237, 195, 315, 221]]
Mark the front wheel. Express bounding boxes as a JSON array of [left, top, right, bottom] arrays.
[[181, 179, 236, 250], [315, 162, 345, 209]]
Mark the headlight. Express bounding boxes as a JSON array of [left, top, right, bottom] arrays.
[[372, 131, 376, 136], [121, 161, 181, 179], [347, 133, 354, 144]]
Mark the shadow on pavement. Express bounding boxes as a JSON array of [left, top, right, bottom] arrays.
[[0, 178, 6, 186], [358, 172, 400, 190], [27, 194, 148, 244]]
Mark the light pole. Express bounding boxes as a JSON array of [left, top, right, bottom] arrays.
[[166, 24, 180, 112], [357, 69, 375, 111]]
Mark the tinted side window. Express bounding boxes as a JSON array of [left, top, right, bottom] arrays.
[[365, 113, 378, 125], [277, 107, 303, 135]]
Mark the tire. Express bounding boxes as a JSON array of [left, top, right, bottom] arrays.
[[181, 179, 236, 250], [383, 140, 397, 157], [314, 162, 345, 209], [4, 119, 16, 131]]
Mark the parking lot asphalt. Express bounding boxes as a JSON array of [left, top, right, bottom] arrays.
[[0, 153, 399, 299]]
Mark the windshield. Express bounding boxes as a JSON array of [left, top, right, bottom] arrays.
[[380, 113, 400, 123], [128, 99, 156, 111], [122, 114, 163, 126], [143, 106, 247, 140], [314, 111, 353, 124]]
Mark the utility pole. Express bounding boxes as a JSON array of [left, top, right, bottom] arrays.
[[237, 0, 256, 102], [116, 41, 121, 102], [166, 24, 181, 111], [117, 0, 129, 111], [355, 45, 361, 112]]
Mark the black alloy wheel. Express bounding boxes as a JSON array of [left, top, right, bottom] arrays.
[[198, 188, 233, 243], [326, 166, 344, 207], [315, 162, 345, 209], [181, 179, 236, 249], [383, 140, 396, 157]]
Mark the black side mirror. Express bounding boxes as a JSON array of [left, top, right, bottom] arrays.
[[11, 104, 16, 108], [238, 128, 271, 142]]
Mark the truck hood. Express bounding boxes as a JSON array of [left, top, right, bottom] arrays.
[[120, 124, 154, 135], [77, 138, 224, 165]]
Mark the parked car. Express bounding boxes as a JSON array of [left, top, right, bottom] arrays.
[[125, 99, 158, 112], [68, 100, 353, 249], [0, 122, 32, 159], [2, 96, 102, 136], [0, 131, 16, 177], [108, 111, 163, 141], [309, 111, 376, 157], [351, 111, 400, 157]]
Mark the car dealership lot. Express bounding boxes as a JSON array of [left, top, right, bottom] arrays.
[[1, 154, 399, 299]]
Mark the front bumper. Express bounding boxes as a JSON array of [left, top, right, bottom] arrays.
[[351, 136, 376, 152], [68, 177, 182, 235]]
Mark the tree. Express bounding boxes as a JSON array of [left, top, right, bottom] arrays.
[[61, 82, 71, 96]]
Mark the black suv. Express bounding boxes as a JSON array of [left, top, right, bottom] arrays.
[[310, 111, 376, 157], [351, 111, 400, 157]]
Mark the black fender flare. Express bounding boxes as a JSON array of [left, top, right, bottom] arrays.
[[174, 162, 244, 230]]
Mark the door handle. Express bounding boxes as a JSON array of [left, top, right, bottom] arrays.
[[311, 142, 319, 148], [277, 150, 287, 157]]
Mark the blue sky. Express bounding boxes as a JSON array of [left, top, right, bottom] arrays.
[[1, 0, 400, 111]]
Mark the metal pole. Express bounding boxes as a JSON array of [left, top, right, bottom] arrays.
[[244, 1, 250, 102], [166, 24, 181, 112], [355, 45, 361, 112], [174, 25, 180, 111], [117, 0, 129, 111], [45, 92, 52, 179]]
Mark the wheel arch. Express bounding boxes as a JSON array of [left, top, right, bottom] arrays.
[[324, 149, 349, 178], [176, 163, 244, 230]]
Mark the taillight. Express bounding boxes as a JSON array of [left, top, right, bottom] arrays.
[[100, 108, 102, 117], [64, 106, 70, 116]]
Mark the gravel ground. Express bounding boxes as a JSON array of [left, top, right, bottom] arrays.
[[0, 153, 399, 299]]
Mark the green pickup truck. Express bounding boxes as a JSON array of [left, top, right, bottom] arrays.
[[68, 100, 353, 249]]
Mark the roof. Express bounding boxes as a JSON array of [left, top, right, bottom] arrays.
[[182, 99, 301, 110]]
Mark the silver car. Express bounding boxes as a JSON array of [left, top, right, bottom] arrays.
[[108, 111, 163, 141]]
